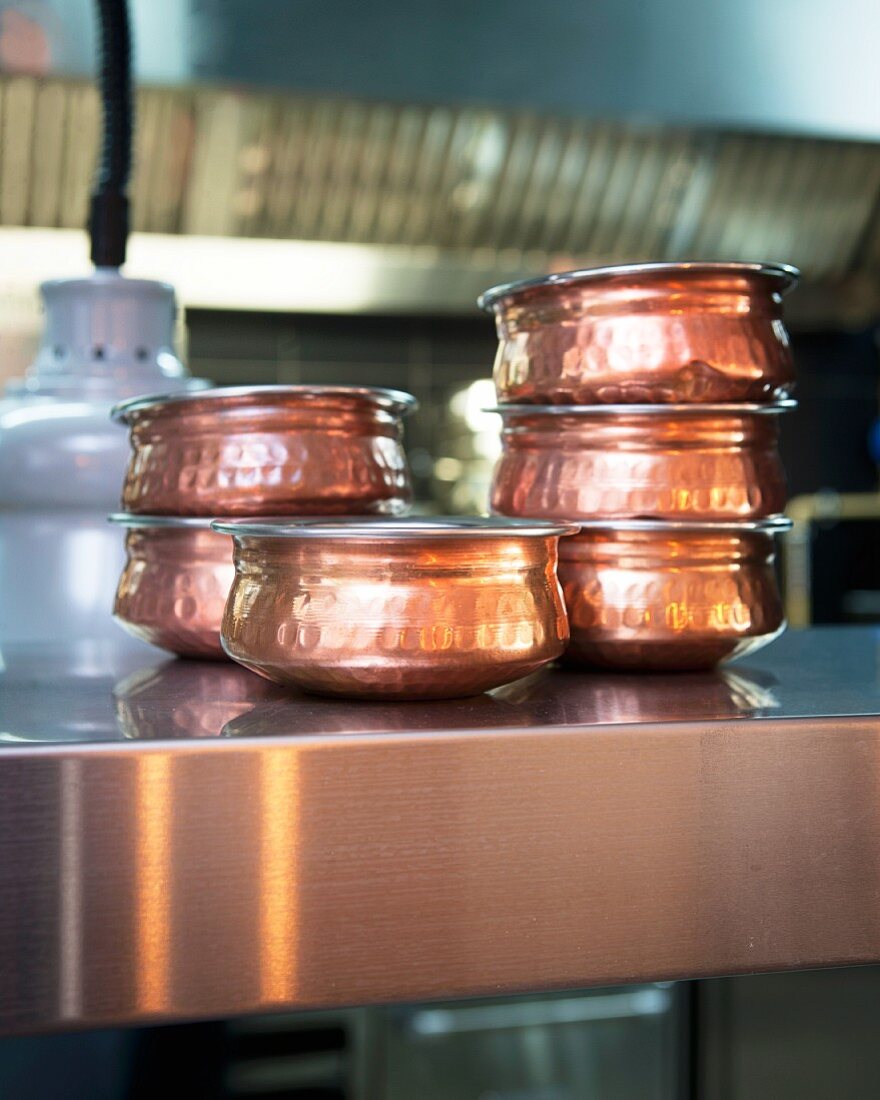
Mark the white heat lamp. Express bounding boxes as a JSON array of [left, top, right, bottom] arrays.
[[0, 1, 207, 645]]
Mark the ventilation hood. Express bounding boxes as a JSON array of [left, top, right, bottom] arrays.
[[1, 0, 879, 325]]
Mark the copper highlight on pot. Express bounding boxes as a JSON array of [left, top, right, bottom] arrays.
[[558, 519, 791, 671], [112, 385, 418, 517], [213, 517, 576, 700], [480, 261, 799, 405], [491, 402, 793, 522], [110, 515, 234, 659]]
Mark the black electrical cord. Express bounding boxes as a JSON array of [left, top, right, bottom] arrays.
[[88, 0, 132, 269]]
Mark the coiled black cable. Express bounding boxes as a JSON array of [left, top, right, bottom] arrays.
[[88, 0, 132, 268]]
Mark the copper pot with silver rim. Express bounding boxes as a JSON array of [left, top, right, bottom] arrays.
[[479, 262, 799, 406], [213, 516, 577, 700], [558, 517, 792, 671], [490, 401, 793, 522], [112, 385, 418, 517]]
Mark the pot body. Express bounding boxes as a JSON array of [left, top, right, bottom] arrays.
[[558, 523, 786, 671], [115, 386, 417, 516], [113, 521, 234, 659], [482, 262, 798, 405], [491, 404, 790, 521], [221, 530, 570, 699]]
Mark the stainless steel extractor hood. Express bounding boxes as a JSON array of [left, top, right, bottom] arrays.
[[1, 0, 879, 323], [33, 0, 880, 141]]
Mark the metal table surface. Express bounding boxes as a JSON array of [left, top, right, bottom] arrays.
[[2, 625, 880, 1036]]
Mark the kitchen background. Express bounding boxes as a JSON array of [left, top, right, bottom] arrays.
[[1, 0, 879, 1097]]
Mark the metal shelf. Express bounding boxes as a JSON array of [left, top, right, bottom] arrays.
[[2, 626, 880, 1035]]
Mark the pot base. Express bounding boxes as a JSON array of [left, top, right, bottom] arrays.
[[112, 617, 228, 661], [562, 626, 784, 672], [226, 652, 557, 701]]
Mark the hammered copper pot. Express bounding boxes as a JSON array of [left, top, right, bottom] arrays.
[[110, 514, 234, 659], [479, 262, 799, 405], [491, 402, 793, 521], [213, 517, 576, 700], [112, 385, 417, 516], [558, 518, 791, 671]]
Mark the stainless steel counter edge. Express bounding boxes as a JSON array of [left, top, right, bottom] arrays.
[[0, 712, 825, 756], [3, 710, 880, 1034]]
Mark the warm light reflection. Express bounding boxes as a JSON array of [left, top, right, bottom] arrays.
[[135, 753, 172, 1013], [259, 749, 300, 1004], [59, 758, 82, 1020]]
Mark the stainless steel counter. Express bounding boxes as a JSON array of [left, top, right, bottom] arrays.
[[2, 626, 880, 1035]]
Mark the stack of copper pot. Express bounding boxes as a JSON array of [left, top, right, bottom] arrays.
[[481, 262, 799, 670], [107, 385, 418, 659], [106, 385, 576, 703]]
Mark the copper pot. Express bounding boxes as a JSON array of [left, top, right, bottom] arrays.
[[114, 658, 286, 738], [112, 385, 418, 516], [479, 262, 799, 405], [110, 514, 234, 659], [558, 518, 791, 671], [213, 517, 576, 700], [490, 402, 793, 521]]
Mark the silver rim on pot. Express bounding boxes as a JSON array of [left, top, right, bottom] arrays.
[[112, 384, 419, 423], [478, 261, 800, 310], [212, 516, 580, 539]]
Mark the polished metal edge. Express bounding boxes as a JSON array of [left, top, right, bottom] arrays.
[[569, 517, 794, 534], [478, 260, 801, 310], [111, 384, 419, 422], [212, 516, 580, 539], [489, 400, 798, 417], [108, 513, 221, 530]]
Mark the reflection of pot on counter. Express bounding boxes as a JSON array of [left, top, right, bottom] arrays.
[[223, 657, 780, 738], [493, 664, 780, 724], [114, 659, 287, 739], [221, 685, 539, 739]]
